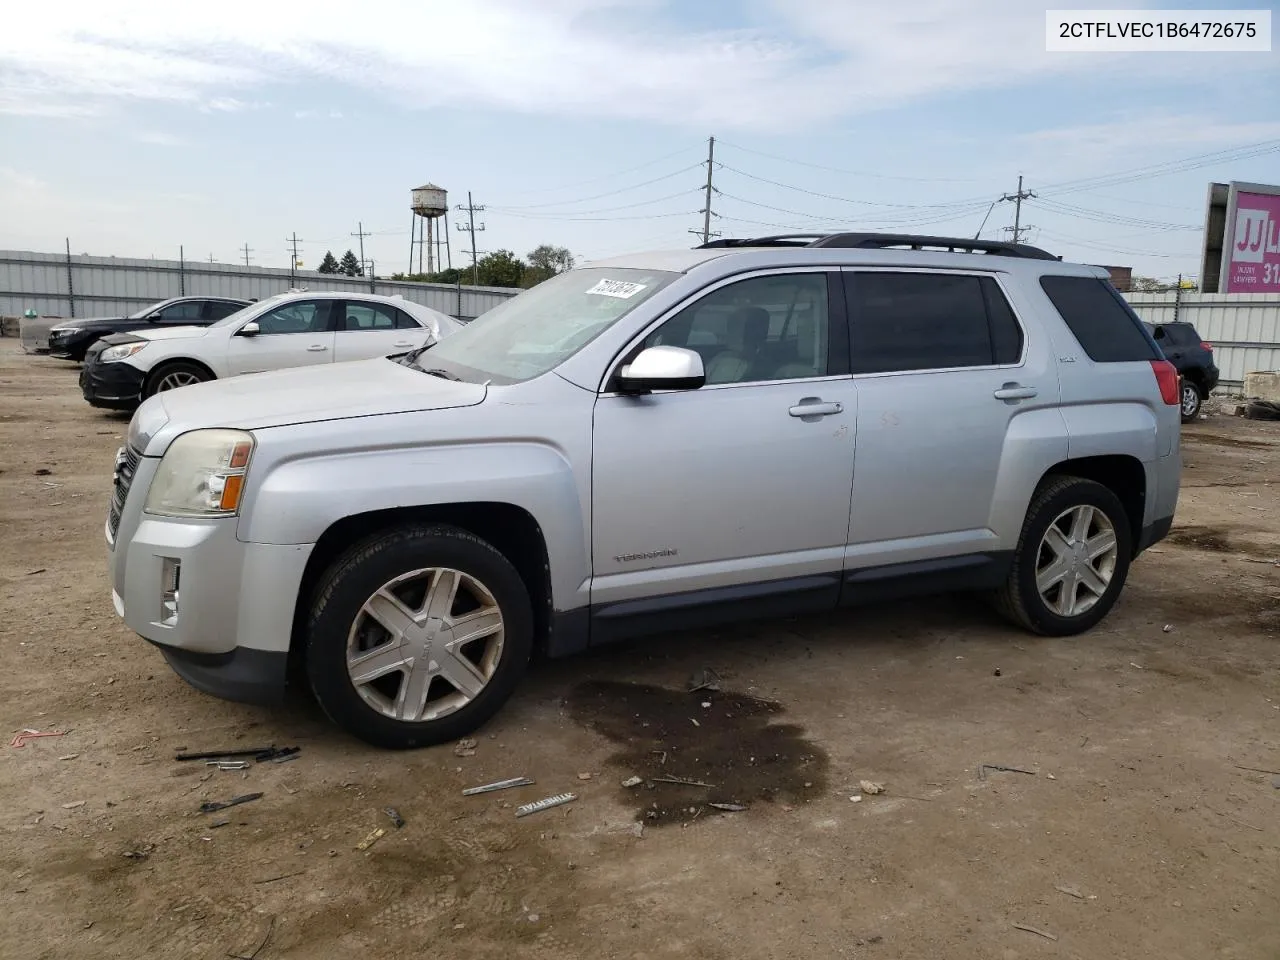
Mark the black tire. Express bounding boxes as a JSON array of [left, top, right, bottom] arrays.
[[145, 360, 212, 397], [1179, 380, 1203, 423], [305, 524, 534, 749], [993, 476, 1133, 637]]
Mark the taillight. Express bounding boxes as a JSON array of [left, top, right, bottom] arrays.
[[1150, 360, 1180, 405], [1202, 341, 1213, 351]]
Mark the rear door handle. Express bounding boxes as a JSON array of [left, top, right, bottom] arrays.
[[788, 399, 843, 418], [392, 341, 414, 348], [993, 383, 1037, 401], [307, 344, 329, 352]]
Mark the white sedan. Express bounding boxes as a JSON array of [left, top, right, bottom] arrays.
[[80, 291, 461, 407]]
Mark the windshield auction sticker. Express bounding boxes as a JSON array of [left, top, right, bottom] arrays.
[[586, 279, 647, 299]]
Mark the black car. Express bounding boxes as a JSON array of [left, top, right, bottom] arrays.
[[1143, 320, 1219, 422], [46, 296, 251, 362]]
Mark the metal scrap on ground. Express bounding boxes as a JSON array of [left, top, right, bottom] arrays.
[[978, 763, 1036, 780], [384, 807, 406, 829], [687, 667, 722, 692], [356, 827, 386, 851], [515, 793, 577, 817], [198, 792, 263, 814], [11, 729, 66, 748], [461, 776, 534, 796]]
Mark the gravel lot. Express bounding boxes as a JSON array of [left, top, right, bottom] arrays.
[[2, 338, 1278, 960]]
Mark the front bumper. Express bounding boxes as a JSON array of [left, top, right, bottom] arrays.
[[81, 359, 145, 410], [48, 330, 95, 360], [107, 454, 313, 703]]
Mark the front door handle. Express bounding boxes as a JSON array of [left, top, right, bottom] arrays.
[[788, 398, 843, 419], [392, 341, 414, 348], [993, 383, 1037, 401], [307, 344, 329, 352]]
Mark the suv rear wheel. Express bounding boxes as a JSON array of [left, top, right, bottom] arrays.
[[305, 524, 534, 749], [994, 477, 1132, 636], [1180, 379, 1203, 422]]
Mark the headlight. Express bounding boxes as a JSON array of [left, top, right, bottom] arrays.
[[144, 429, 255, 517], [100, 342, 147, 363]]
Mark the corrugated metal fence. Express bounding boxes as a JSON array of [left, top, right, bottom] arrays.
[[1, 249, 518, 348], [1122, 292, 1280, 389]]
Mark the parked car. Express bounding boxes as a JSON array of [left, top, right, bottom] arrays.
[[80, 291, 459, 410], [105, 233, 1181, 748], [1141, 320, 1219, 422], [46, 296, 251, 362]]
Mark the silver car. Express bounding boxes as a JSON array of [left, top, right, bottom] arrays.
[[106, 233, 1182, 748]]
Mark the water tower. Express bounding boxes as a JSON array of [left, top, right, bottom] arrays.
[[409, 183, 451, 275]]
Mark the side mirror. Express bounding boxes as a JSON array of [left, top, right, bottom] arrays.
[[617, 346, 705, 393], [239, 321, 260, 337]]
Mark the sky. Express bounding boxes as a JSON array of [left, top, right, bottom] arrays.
[[1, 0, 1278, 282]]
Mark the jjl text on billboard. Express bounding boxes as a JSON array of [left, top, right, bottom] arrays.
[[1227, 191, 1280, 293]]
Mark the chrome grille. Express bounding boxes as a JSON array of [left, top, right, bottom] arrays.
[[108, 445, 141, 538]]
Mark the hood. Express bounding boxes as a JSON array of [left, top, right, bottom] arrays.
[[138, 357, 487, 454], [133, 325, 211, 342], [50, 315, 126, 330]]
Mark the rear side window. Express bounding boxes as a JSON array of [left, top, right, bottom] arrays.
[[844, 272, 1024, 374], [206, 301, 245, 321], [394, 308, 421, 329], [1040, 276, 1158, 362]]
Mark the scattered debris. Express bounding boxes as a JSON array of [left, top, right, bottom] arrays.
[[25, 568, 46, 576], [210, 819, 230, 829], [690, 718, 700, 727], [978, 764, 1036, 780], [1233, 763, 1280, 776], [272, 752, 300, 764], [454, 738, 478, 757], [57, 754, 78, 761], [701, 701, 712, 708], [515, 793, 577, 818], [227, 916, 276, 960], [10, 729, 66, 748], [849, 795, 863, 803], [122, 847, 153, 860], [653, 775, 715, 788], [356, 827, 386, 850], [1012, 922, 1058, 942], [620, 776, 643, 788], [1162, 624, 1174, 633], [206, 760, 250, 771], [1054, 884, 1085, 900], [61, 801, 86, 809], [993, 668, 1002, 677], [384, 807, 406, 829], [175, 746, 294, 762], [253, 870, 307, 884], [710, 802, 748, 812], [462, 776, 534, 796], [859, 780, 885, 795], [577, 772, 592, 781], [198, 792, 263, 814], [687, 667, 722, 692], [34, 468, 52, 476]]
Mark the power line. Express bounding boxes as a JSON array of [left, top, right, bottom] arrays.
[[490, 190, 698, 219], [494, 145, 702, 199], [719, 164, 991, 209], [240, 243, 253, 266], [1038, 137, 1280, 196], [455, 192, 485, 285], [492, 163, 703, 210], [716, 139, 983, 183], [1032, 198, 1198, 230], [999, 175, 1036, 245]]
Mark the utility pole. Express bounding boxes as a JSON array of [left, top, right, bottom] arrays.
[[208, 253, 215, 264], [285, 232, 302, 287], [455, 192, 486, 286], [999, 175, 1036, 245], [351, 221, 372, 276], [241, 243, 253, 267], [690, 136, 719, 245]]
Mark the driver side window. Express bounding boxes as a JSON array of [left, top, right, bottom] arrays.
[[643, 273, 831, 385], [254, 300, 332, 335]]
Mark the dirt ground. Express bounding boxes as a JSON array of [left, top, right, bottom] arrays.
[[1, 337, 1277, 960]]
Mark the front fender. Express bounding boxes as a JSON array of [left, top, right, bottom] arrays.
[[236, 439, 590, 611]]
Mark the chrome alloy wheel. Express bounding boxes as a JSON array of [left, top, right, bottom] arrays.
[[1035, 505, 1119, 618], [155, 370, 202, 391], [345, 567, 505, 722], [1181, 383, 1200, 418]]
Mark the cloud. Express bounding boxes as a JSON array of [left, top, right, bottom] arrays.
[[293, 108, 344, 120], [135, 130, 185, 146], [1, 0, 1253, 131]]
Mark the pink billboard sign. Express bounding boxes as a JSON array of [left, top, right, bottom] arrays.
[[1226, 190, 1280, 293]]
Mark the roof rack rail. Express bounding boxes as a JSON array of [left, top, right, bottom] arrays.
[[695, 231, 1060, 261]]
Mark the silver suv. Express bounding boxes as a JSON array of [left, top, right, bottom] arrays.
[[106, 233, 1182, 748]]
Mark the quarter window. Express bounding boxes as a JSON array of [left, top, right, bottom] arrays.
[[844, 272, 1023, 374], [155, 301, 204, 323], [394, 308, 422, 329], [342, 302, 400, 331], [206, 301, 246, 321], [643, 273, 833, 384], [1040, 276, 1158, 362]]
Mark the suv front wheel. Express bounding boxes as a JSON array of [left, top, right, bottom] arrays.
[[305, 524, 534, 749], [994, 477, 1133, 636]]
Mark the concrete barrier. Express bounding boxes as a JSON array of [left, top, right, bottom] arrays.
[[1243, 371, 1280, 402], [19, 316, 57, 353]]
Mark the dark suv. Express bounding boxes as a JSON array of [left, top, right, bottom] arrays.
[[46, 296, 251, 362], [1143, 321, 1218, 422]]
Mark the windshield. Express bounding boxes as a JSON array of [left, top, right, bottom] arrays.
[[417, 267, 677, 383], [128, 298, 177, 319]]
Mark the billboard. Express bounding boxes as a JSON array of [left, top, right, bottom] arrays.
[[1202, 181, 1280, 294]]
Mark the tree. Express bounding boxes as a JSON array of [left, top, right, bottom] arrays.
[[317, 250, 340, 274], [473, 249, 525, 288], [1131, 275, 1178, 293], [524, 244, 575, 286], [339, 249, 363, 277]]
